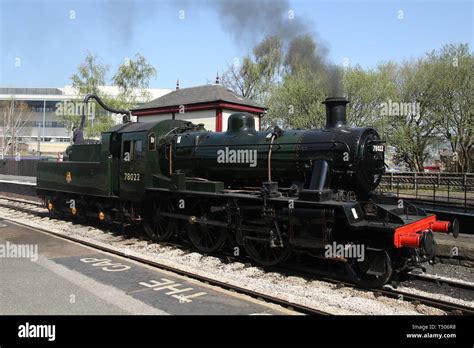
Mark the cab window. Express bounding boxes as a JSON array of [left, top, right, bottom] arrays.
[[123, 139, 144, 161], [134, 140, 143, 159], [123, 140, 132, 161]]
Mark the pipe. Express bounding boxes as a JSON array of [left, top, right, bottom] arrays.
[[81, 94, 131, 130], [169, 143, 173, 176], [309, 160, 330, 190], [267, 134, 276, 181]]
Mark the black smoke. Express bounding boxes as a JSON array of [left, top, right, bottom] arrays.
[[208, 0, 343, 96], [96, 0, 343, 95], [99, 0, 156, 46], [210, 0, 308, 44]]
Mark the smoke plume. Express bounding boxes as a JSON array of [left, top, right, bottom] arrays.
[[208, 0, 343, 96], [99, 0, 156, 46], [96, 0, 343, 95]]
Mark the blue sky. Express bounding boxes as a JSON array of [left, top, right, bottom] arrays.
[[0, 0, 472, 89]]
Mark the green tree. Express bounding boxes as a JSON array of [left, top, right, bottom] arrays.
[[388, 60, 442, 171], [423, 44, 473, 173], [266, 35, 330, 129], [343, 63, 398, 133], [267, 68, 327, 129], [283, 34, 326, 75], [112, 53, 157, 110], [71, 52, 109, 95], [66, 52, 112, 137], [60, 52, 158, 139]]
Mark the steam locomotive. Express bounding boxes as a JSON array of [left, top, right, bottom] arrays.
[[36, 95, 458, 288]]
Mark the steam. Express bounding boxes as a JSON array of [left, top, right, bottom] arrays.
[[96, 0, 343, 95], [210, 0, 308, 44], [99, 0, 156, 46], [208, 0, 343, 96], [327, 65, 344, 97]]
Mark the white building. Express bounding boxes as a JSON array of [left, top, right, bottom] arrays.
[[0, 86, 170, 153]]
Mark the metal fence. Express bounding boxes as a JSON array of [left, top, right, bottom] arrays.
[[0, 158, 48, 177], [377, 172, 474, 210]]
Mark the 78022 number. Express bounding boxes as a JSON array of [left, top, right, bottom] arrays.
[[123, 172, 141, 181]]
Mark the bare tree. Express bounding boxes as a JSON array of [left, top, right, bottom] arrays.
[[222, 36, 282, 104], [0, 99, 31, 157]]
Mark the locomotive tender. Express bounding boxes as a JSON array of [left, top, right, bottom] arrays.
[[36, 95, 458, 288]]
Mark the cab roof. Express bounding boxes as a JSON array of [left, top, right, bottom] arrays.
[[105, 122, 158, 134], [104, 119, 188, 134]]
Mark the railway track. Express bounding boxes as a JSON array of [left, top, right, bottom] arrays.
[[406, 272, 474, 292], [278, 264, 474, 316], [0, 195, 472, 315], [375, 287, 474, 316], [0, 196, 328, 316]]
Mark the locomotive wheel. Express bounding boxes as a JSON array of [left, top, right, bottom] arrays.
[[143, 202, 175, 242], [186, 202, 227, 253], [243, 223, 291, 267], [187, 216, 226, 253], [345, 250, 392, 289]]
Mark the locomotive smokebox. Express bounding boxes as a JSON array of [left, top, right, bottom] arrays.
[[323, 97, 349, 128]]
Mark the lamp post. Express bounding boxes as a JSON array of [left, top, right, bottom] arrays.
[[42, 99, 46, 142]]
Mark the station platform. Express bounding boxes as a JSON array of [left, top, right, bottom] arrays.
[[0, 220, 293, 315], [0, 175, 37, 199], [0, 174, 36, 184]]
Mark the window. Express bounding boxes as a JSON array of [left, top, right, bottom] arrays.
[[123, 139, 144, 161], [148, 133, 156, 151], [123, 140, 132, 161], [134, 140, 143, 159]]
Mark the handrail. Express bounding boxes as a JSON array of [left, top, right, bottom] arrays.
[[378, 172, 473, 211]]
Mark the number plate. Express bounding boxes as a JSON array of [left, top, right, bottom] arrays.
[[123, 172, 141, 181], [371, 145, 384, 152]]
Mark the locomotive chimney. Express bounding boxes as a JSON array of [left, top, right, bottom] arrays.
[[323, 97, 349, 128]]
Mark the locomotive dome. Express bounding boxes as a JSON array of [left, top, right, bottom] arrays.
[[227, 112, 256, 133]]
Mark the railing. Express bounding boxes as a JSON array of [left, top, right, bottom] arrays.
[[0, 157, 49, 177], [377, 172, 474, 211]]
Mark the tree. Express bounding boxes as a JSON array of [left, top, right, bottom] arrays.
[[222, 36, 282, 103], [66, 52, 112, 138], [387, 60, 442, 171], [343, 63, 398, 132], [267, 68, 327, 129], [283, 34, 326, 75], [423, 44, 473, 173], [0, 99, 31, 157], [61, 52, 158, 138], [71, 52, 109, 95], [112, 53, 157, 110]]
